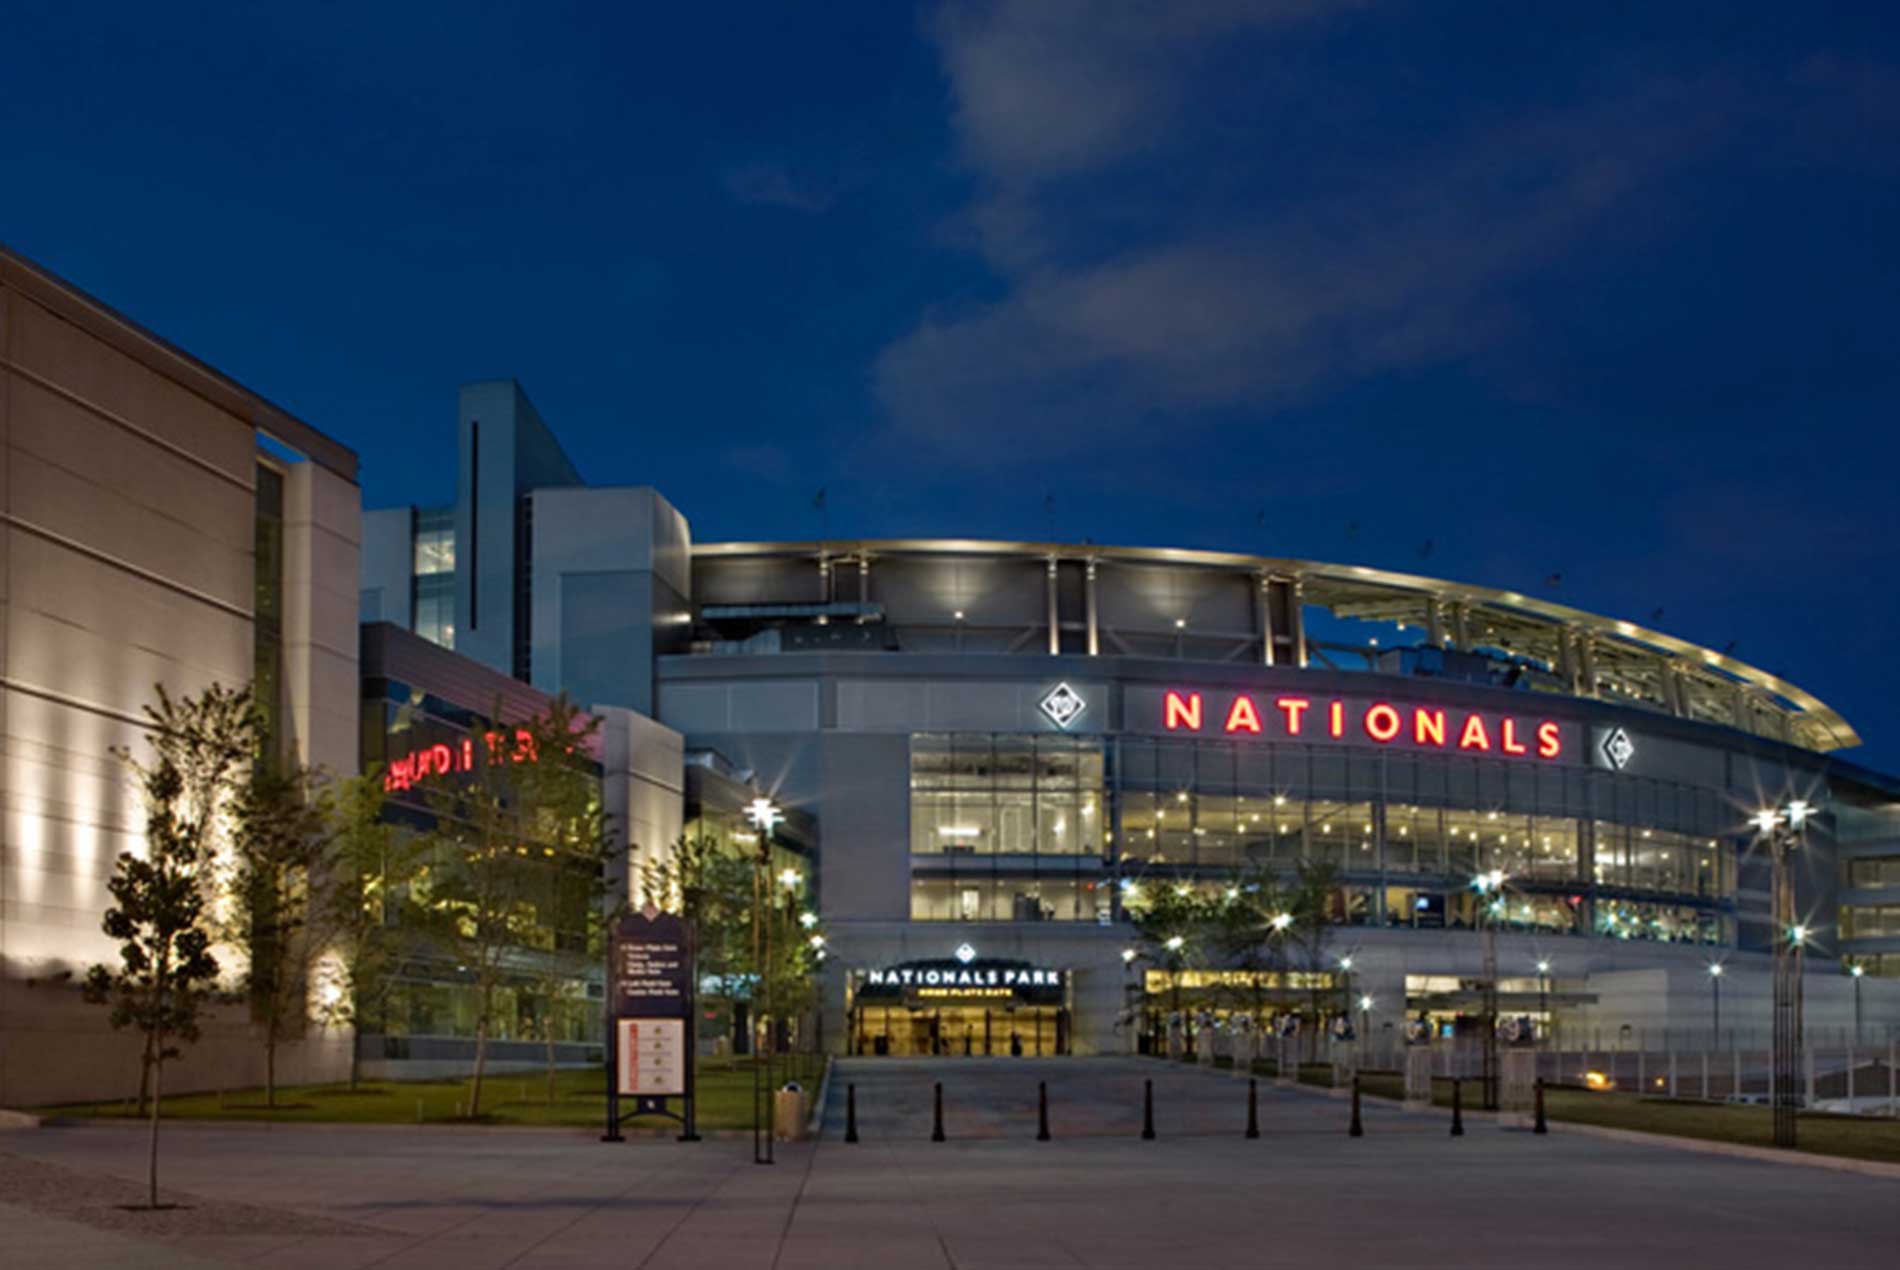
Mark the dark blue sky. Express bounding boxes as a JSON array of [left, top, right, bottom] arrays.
[[5, 3, 1896, 768]]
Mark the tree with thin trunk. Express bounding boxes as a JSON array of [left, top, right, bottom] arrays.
[[422, 696, 606, 1119], [83, 683, 253, 1209], [314, 770, 428, 1088], [1288, 859, 1343, 1061], [226, 762, 331, 1108]]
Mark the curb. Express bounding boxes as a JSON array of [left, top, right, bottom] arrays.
[[1347, 1082, 1900, 1177], [1545, 1119, 1900, 1180], [804, 1057, 833, 1140]]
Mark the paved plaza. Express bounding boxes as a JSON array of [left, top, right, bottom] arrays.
[[3, 1058, 1898, 1268]]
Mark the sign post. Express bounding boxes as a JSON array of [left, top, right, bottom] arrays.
[[603, 905, 698, 1143]]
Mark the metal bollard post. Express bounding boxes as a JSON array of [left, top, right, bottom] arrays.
[[1037, 1081, 1051, 1142], [932, 1082, 945, 1143], [1142, 1078, 1156, 1141], [845, 1083, 859, 1144], [1349, 1076, 1364, 1138], [1451, 1078, 1465, 1137], [1246, 1077, 1260, 1140], [1534, 1077, 1548, 1135]]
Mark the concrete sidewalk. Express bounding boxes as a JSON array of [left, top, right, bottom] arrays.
[[2, 1058, 1896, 1268]]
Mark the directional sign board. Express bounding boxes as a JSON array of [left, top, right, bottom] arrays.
[[617, 1018, 686, 1096], [611, 909, 691, 1018], [604, 907, 698, 1140]]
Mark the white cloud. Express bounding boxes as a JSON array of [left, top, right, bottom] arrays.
[[876, 43, 1714, 462]]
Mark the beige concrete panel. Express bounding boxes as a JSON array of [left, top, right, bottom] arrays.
[[7, 373, 252, 536], [8, 445, 252, 611], [0, 981, 351, 1105], [5, 295, 254, 484], [7, 535, 252, 692]]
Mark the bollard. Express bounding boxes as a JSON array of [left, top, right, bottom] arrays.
[[932, 1082, 945, 1142], [1349, 1076, 1364, 1137], [845, 1083, 859, 1144], [1037, 1081, 1051, 1142], [1142, 1078, 1156, 1141], [1534, 1078, 1547, 1135], [1246, 1077, 1260, 1140], [1450, 1079, 1464, 1137]]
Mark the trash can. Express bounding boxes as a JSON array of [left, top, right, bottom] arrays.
[[773, 1082, 808, 1142]]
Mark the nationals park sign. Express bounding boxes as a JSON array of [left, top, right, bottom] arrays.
[[1128, 686, 1575, 764]]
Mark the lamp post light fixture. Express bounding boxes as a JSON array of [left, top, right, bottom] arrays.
[[1851, 963, 1865, 1043], [1708, 962, 1724, 1046], [1535, 959, 1551, 1046], [1756, 800, 1814, 1150]]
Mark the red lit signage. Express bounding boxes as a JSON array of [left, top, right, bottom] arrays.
[[1153, 689, 1567, 761], [384, 727, 539, 792]]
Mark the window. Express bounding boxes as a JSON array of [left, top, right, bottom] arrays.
[[414, 513, 454, 574], [1849, 857, 1900, 888]]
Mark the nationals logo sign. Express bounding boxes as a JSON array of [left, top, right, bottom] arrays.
[[1142, 687, 1569, 762]]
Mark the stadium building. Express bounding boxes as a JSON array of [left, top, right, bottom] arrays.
[[363, 381, 1900, 1059]]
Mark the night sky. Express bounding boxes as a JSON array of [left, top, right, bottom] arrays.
[[4, 4, 1896, 768]]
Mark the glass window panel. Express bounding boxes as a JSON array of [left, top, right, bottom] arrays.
[[995, 791, 1035, 853], [1531, 817, 1579, 882], [993, 735, 1035, 787], [1036, 791, 1080, 854], [1120, 792, 1158, 863]]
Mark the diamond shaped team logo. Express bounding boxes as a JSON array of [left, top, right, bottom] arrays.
[[1039, 682, 1086, 729], [954, 943, 977, 964], [1600, 727, 1635, 771]]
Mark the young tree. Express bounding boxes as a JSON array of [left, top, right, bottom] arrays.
[[312, 770, 431, 1088], [1212, 866, 1295, 1031], [84, 682, 255, 1208], [226, 763, 331, 1107], [422, 696, 607, 1118], [1287, 859, 1344, 1059], [1128, 879, 1215, 1048]]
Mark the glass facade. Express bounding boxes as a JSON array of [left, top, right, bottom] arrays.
[[358, 680, 606, 1045], [908, 731, 1738, 945], [909, 733, 1109, 922], [412, 506, 456, 649]]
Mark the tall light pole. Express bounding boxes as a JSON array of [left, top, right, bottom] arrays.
[[1707, 962, 1723, 1048], [1535, 959, 1551, 1048], [746, 797, 782, 1166], [1473, 869, 1505, 1110], [1756, 800, 1812, 1150], [1851, 963, 1865, 1044]]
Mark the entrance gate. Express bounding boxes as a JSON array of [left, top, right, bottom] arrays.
[[848, 957, 1072, 1057]]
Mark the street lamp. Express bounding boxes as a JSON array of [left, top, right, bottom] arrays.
[[1472, 871, 1507, 1109], [1756, 800, 1814, 1150], [1707, 962, 1724, 1047], [1851, 963, 1865, 1043], [745, 797, 782, 1166], [1535, 959, 1551, 1046]]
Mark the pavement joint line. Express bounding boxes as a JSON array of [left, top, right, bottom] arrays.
[[769, 1123, 825, 1270], [630, 1150, 752, 1270]]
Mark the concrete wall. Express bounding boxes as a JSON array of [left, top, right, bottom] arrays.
[[0, 250, 358, 1106], [454, 380, 583, 677], [529, 485, 690, 716], [283, 462, 361, 775], [359, 506, 413, 628], [598, 706, 684, 905]]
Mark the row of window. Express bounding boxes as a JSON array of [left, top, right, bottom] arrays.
[[910, 876, 1113, 923], [1840, 905, 1900, 939], [1846, 857, 1900, 889], [1121, 796, 1727, 895]]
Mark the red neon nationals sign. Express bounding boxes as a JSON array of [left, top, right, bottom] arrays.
[[1156, 690, 1565, 761], [384, 728, 539, 792]]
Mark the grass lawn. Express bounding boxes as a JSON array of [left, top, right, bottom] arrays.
[[1354, 1072, 1900, 1165], [48, 1052, 829, 1131]]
